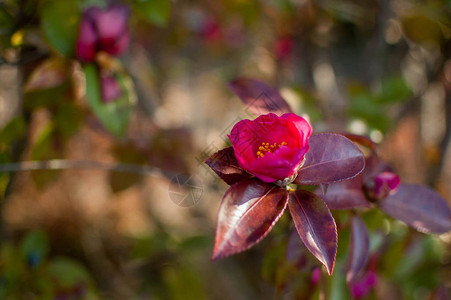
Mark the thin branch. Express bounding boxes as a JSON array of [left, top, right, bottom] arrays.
[[0, 159, 164, 176]]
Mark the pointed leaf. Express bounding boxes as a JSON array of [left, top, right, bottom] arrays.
[[295, 133, 365, 185], [41, 0, 80, 57], [379, 184, 451, 234], [319, 176, 371, 210], [347, 215, 370, 283], [204, 147, 252, 185], [288, 189, 337, 275], [228, 78, 292, 115], [212, 179, 289, 260]]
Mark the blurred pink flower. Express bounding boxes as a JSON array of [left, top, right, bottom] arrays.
[[200, 17, 222, 43], [76, 5, 130, 62], [275, 37, 295, 61], [228, 113, 312, 183], [350, 270, 378, 299], [311, 267, 321, 286]]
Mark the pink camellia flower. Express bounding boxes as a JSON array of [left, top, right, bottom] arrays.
[[365, 171, 401, 200], [76, 5, 130, 62], [228, 113, 312, 183]]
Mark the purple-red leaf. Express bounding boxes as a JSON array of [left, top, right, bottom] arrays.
[[295, 133, 365, 185], [212, 179, 289, 260], [347, 215, 370, 283], [319, 176, 371, 210], [228, 78, 293, 115], [379, 184, 451, 234], [205, 147, 252, 185], [286, 229, 307, 268], [288, 189, 337, 275]]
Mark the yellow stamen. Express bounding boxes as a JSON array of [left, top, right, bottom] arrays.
[[255, 141, 288, 158]]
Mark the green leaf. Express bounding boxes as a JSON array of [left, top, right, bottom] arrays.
[[83, 64, 135, 137], [132, 0, 171, 27], [55, 103, 83, 138], [24, 83, 71, 110], [379, 75, 411, 104], [20, 230, 49, 266], [0, 116, 26, 146], [41, 0, 80, 57], [163, 265, 206, 300], [348, 93, 391, 132], [47, 257, 93, 288]]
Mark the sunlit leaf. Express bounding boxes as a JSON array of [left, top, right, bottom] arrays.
[[41, 0, 80, 57], [132, 0, 171, 27], [83, 64, 135, 137], [204, 147, 252, 185], [347, 215, 370, 283], [212, 179, 289, 260], [295, 133, 365, 185], [288, 189, 337, 275], [379, 184, 451, 234], [25, 58, 70, 92], [228, 78, 293, 115]]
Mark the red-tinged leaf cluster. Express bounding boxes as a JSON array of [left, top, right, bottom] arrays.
[[205, 79, 366, 275], [321, 134, 451, 235], [319, 134, 451, 285], [211, 179, 289, 260]]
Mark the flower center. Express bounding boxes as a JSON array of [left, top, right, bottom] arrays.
[[256, 141, 288, 158]]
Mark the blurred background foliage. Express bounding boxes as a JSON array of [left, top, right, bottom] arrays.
[[0, 0, 450, 298]]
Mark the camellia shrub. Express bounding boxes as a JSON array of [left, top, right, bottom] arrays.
[[205, 78, 451, 295]]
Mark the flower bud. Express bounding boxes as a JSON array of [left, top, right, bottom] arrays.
[[364, 171, 400, 201], [100, 72, 122, 103]]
